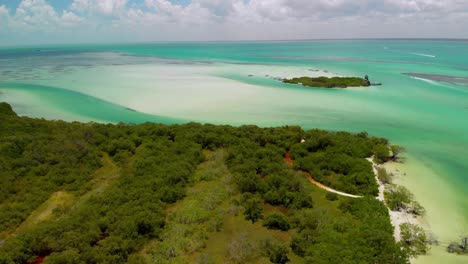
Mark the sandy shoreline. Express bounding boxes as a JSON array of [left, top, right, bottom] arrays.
[[366, 157, 423, 242], [380, 158, 467, 264], [365, 157, 468, 263]]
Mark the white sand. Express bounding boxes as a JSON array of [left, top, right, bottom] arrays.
[[303, 171, 363, 198], [382, 158, 468, 264], [366, 157, 424, 242]]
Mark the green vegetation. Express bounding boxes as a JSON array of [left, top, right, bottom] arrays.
[[376, 167, 392, 184], [325, 192, 339, 201], [263, 213, 291, 231], [291, 130, 386, 196], [283, 76, 369, 88], [385, 185, 425, 216], [400, 223, 431, 257], [373, 144, 390, 164], [261, 238, 290, 264], [144, 150, 233, 263], [0, 102, 409, 263], [242, 195, 264, 223], [290, 197, 407, 263], [390, 145, 405, 161], [447, 237, 468, 255]]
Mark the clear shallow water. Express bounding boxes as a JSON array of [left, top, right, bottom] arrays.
[[1, 40, 467, 262]]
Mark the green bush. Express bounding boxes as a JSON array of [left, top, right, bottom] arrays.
[[243, 197, 263, 223], [263, 213, 290, 231], [373, 144, 390, 164], [376, 167, 392, 184], [385, 185, 425, 215], [325, 192, 339, 201], [390, 145, 405, 161], [261, 239, 290, 264], [400, 223, 430, 257]]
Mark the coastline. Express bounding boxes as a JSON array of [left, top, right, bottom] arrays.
[[382, 156, 467, 264], [367, 157, 423, 242]]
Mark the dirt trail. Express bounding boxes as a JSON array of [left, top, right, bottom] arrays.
[[284, 151, 362, 198]]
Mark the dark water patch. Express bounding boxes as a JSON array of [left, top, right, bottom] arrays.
[[118, 53, 214, 65], [404, 73, 468, 85], [0, 48, 88, 60]]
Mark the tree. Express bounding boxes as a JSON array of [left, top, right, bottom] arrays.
[[261, 239, 289, 264], [385, 185, 425, 216], [263, 213, 290, 231], [43, 250, 83, 264], [447, 236, 468, 255], [226, 233, 259, 264], [325, 192, 338, 201], [373, 144, 390, 164], [400, 223, 430, 257], [376, 167, 392, 184], [243, 197, 263, 223], [290, 230, 314, 257], [390, 145, 405, 161]]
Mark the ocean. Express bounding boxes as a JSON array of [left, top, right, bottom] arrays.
[[1, 40, 467, 263]]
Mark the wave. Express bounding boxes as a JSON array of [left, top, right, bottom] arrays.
[[409, 52, 436, 58], [411, 76, 438, 85], [408, 76, 468, 93], [383, 47, 436, 58]]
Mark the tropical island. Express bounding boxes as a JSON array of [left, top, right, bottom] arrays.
[[0, 102, 428, 264], [282, 76, 377, 88]]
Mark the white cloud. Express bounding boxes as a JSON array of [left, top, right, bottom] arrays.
[[12, 0, 61, 31], [70, 0, 90, 12], [0, 5, 10, 31], [61, 10, 84, 26], [122, 0, 468, 40], [0, 5, 9, 17], [2, 0, 468, 44], [6, 0, 84, 32], [71, 0, 127, 16], [144, 0, 216, 23], [0, 5, 8, 15]]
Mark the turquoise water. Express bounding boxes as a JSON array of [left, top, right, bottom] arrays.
[[1, 40, 467, 262]]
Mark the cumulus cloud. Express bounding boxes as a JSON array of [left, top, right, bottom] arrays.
[[61, 10, 85, 26], [143, 0, 218, 23], [0, 5, 9, 16], [2, 0, 84, 33], [0, 5, 10, 31], [1, 0, 468, 44], [71, 0, 127, 16], [0, 5, 8, 15]]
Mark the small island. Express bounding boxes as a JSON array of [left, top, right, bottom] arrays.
[[283, 76, 373, 88]]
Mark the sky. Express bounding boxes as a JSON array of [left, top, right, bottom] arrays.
[[0, 0, 467, 45]]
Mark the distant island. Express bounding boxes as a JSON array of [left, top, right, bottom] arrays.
[[283, 76, 380, 88]]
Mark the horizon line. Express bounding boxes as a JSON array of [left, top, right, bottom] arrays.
[[1, 37, 468, 49]]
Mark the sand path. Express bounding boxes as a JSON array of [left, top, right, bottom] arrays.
[[301, 170, 363, 198], [284, 151, 362, 198]]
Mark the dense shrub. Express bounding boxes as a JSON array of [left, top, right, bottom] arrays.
[[385, 185, 425, 215], [261, 239, 290, 264], [376, 167, 392, 184], [400, 223, 430, 257], [263, 213, 290, 231], [0, 103, 408, 264]]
